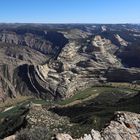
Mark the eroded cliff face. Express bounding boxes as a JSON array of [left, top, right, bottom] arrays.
[[0, 30, 68, 55], [0, 64, 16, 101], [0, 27, 69, 100], [0, 24, 140, 100]]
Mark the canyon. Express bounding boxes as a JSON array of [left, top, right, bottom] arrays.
[[0, 24, 140, 140]]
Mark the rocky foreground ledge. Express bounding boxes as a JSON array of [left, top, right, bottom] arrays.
[[3, 111, 140, 140], [53, 111, 140, 140]]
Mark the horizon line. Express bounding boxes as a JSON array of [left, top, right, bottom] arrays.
[[0, 22, 140, 25]]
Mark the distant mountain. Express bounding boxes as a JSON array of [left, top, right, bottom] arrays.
[[0, 24, 140, 101]]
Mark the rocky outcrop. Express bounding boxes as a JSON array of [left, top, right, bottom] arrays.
[[82, 35, 121, 68], [26, 103, 70, 129], [4, 135, 16, 140], [58, 42, 78, 61], [54, 111, 140, 140], [115, 34, 128, 46], [1, 103, 71, 139], [102, 111, 140, 140]]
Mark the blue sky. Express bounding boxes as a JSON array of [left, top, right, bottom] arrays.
[[0, 0, 140, 23]]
